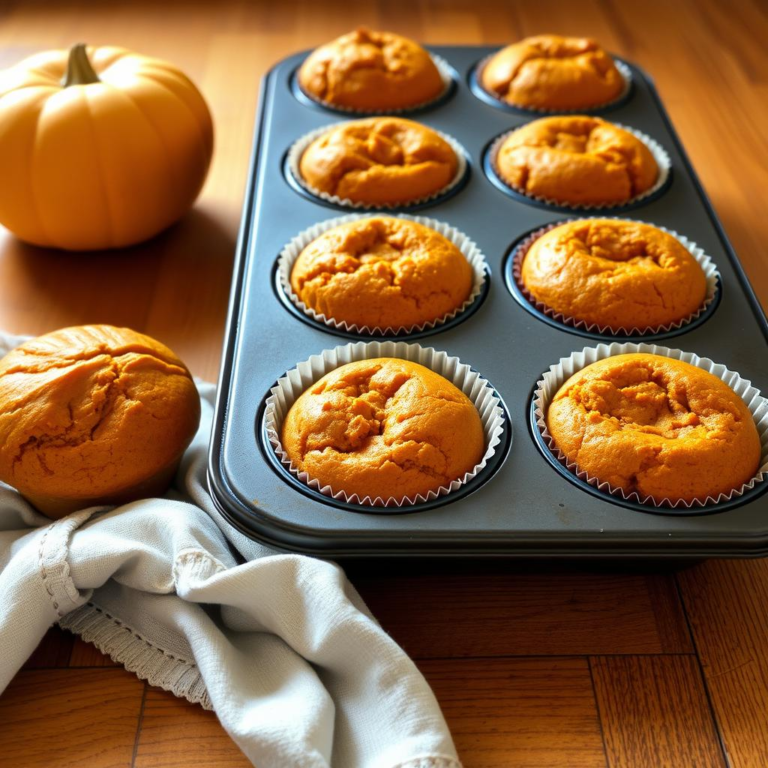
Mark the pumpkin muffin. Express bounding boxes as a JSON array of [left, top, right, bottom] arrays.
[[520, 219, 708, 331], [0, 325, 201, 518], [481, 35, 625, 110], [546, 354, 762, 504], [290, 217, 474, 330], [298, 117, 459, 206], [495, 116, 658, 206], [281, 358, 485, 501], [298, 28, 445, 111]]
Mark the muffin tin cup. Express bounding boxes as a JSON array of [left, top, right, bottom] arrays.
[[509, 218, 721, 338], [471, 55, 634, 115], [276, 213, 489, 337], [286, 122, 469, 211], [293, 53, 457, 116], [486, 123, 671, 211], [533, 342, 768, 511], [263, 341, 508, 509]]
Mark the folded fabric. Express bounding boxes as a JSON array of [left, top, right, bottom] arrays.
[[0, 331, 460, 768]]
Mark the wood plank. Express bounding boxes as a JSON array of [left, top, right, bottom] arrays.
[[421, 657, 606, 768], [352, 566, 692, 657], [69, 638, 120, 668], [678, 559, 768, 768], [0, 668, 144, 768], [22, 625, 74, 669], [591, 655, 725, 768], [134, 687, 249, 768]]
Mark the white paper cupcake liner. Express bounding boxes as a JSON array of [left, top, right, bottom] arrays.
[[511, 218, 720, 336], [295, 53, 455, 115], [287, 122, 468, 211], [475, 55, 633, 115], [534, 343, 768, 509], [489, 122, 671, 210], [277, 213, 488, 336], [264, 342, 508, 508]]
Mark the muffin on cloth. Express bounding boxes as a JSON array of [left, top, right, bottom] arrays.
[[0, 325, 201, 518], [281, 358, 485, 502], [495, 116, 658, 206], [298, 117, 459, 206], [481, 35, 625, 110], [290, 217, 473, 331], [298, 28, 445, 111], [546, 353, 762, 504], [520, 219, 708, 331]]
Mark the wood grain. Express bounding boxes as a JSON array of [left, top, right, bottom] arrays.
[[134, 688, 250, 768], [421, 657, 607, 768], [0, 669, 144, 768], [591, 655, 725, 768], [353, 567, 692, 657], [678, 559, 768, 768], [22, 626, 74, 669]]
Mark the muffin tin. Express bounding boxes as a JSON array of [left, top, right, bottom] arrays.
[[209, 46, 768, 558]]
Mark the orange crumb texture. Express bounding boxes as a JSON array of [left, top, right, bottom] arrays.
[[482, 34, 624, 110], [521, 219, 707, 331], [496, 116, 658, 206], [546, 354, 762, 503], [0, 325, 200, 517], [291, 217, 473, 330], [281, 358, 485, 502], [298, 27, 444, 110], [299, 117, 458, 206]]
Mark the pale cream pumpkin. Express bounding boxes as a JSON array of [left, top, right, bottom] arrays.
[[0, 44, 214, 250]]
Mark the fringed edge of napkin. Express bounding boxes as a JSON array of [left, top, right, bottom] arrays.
[[59, 602, 212, 710]]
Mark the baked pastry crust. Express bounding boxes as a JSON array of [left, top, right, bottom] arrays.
[[481, 34, 624, 110], [298, 117, 458, 206], [281, 358, 485, 501], [298, 28, 445, 111], [521, 219, 708, 331], [546, 354, 762, 503], [495, 116, 658, 206], [0, 325, 201, 517], [290, 217, 473, 330]]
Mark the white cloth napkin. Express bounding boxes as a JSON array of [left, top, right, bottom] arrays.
[[0, 332, 460, 768]]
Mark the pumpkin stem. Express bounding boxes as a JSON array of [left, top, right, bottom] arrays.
[[62, 43, 100, 87]]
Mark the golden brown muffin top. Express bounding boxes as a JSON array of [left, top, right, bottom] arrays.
[[281, 358, 485, 501], [0, 325, 200, 512], [482, 35, 624, 110], [290, 217, 473, 330], [546, 354, 761, 503], [496, 116, 658, 206], [521, 219, 708, 331], [298, 117, 459, 206], [298, 28, 445, 110]]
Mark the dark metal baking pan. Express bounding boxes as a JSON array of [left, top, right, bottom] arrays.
[[209, 46, 768, 558]]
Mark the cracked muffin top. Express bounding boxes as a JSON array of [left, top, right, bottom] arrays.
[[546, 354, 762, 504], [281, 358, 485, 502], [481, 35, 625, 110], [495, 116, 658, 206], [298, 28, 445, 111], [520, 219, 708, 331], [298, 117, 459, 206], [290, 217, 474, 331], [0, 325, 200, 517]]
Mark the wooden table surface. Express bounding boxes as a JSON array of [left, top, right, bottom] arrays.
[[0, 0, 767, 766]]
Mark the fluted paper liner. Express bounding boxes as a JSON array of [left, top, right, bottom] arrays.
[[277, 213, 488, 336], [475, 56, 633, 114], [265, 342, 508, 507], [488, 122, 671, 210], [296, 53, 455, 116], [287, 122, 468, 211], [534, 343, 768, 509], [511, 218, 720, 336]]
